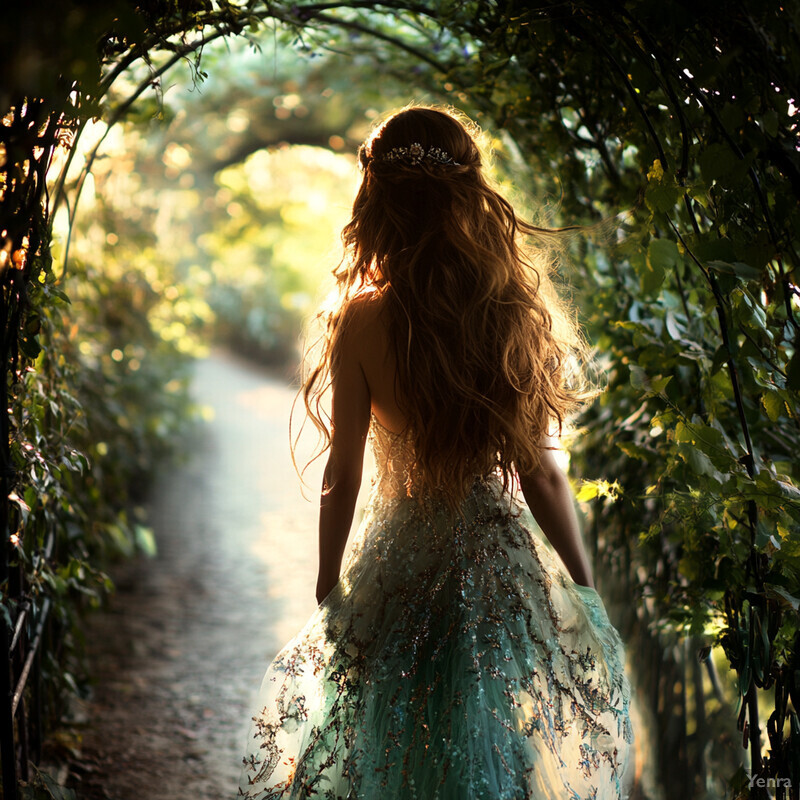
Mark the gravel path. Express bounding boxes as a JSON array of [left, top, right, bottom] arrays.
[[69, 351, 328, 800]]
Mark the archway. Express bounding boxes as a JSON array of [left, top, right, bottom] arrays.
[[2, 3, 799, 798]]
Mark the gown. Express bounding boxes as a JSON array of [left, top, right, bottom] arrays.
[[237, 414, 634, 800]]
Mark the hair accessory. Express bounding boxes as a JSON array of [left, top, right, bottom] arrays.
[[379, 142, 460, 166]]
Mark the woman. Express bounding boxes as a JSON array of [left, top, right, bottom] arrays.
[[238, 106, 633, 799]]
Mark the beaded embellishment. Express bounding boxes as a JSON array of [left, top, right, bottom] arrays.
[[237, 415, 634, 799], [379, 141, 461, 166]]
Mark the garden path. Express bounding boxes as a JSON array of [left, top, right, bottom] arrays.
[[69, 350, 325, 800]]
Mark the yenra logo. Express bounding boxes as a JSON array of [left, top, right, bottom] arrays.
[[747, 773, 792, 789]]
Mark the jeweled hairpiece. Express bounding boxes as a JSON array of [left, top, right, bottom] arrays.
[[379, 142, 460, 167]]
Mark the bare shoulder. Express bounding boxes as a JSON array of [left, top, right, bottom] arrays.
[[337, 292, 387, 352], [335, 292, 395, 403], [341, 291, 385, 328]]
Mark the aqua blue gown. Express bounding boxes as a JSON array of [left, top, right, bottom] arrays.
[[238, 416, 634, 799]]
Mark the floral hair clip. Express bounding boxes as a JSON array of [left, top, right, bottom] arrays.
[[379, 142, 461, 166]]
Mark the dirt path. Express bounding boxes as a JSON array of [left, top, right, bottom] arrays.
[[68, 351, 326, 800]]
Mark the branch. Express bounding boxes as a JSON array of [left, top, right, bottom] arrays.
[[97, 0, 440, 97], [569, 18, 669, 170], [199, 132, 360, 174], [306, 11, 450, 72], [666, 212, 756, 476], [613, 9, 693, 182], [59, 24, 236, 279]]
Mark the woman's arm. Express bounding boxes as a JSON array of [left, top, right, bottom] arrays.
[[315, 310, 371, 604], [518, 447, 595, 589]]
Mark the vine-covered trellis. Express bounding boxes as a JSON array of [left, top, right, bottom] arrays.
[[1, 2, 799, 798]]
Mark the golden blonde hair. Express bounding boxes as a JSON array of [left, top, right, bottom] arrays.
[[300, 105, 590, 508]]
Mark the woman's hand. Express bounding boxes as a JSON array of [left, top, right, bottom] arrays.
[[315, 572, 338, 605]]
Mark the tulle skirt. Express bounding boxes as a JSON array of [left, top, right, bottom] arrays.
[[238, 478, 633, 799]]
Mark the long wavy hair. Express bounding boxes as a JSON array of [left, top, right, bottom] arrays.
[[299, 105, 591, 508]]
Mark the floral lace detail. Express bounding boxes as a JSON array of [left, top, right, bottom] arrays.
[[367, 413, 415, 500], [238, 416, 634, 799]]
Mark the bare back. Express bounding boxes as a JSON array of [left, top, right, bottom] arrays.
[[345, 293, 408, 435]]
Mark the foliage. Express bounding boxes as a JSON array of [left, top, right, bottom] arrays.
[[20, 763, 77, 800], [3, 145, 201, 743], [2, 0, 800, 797]]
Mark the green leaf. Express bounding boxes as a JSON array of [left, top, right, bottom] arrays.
[[680, 444, 721, 481], [650, 375, 672, 394], [674, 421, 693, 443], [649, 238, 680, 268], [629, 364, 647, 390], [645, 181, 681, 214], [720, 102, 745, 130], [617, 441, 650, 460], [761, 109, 778, 137], [664, 312, 682, 340], [755, 521, 771, 548], [22, 764, 78, 800], [710, 345, 728, 375], [644, 238, 679, 296], [134, 525, 158, 557], [693, 236, 737, 263], [707, 260, 761, 281], [19, 336, 42, 360], [761, 392, 784, 422], [765, 585, 800, 611], [630, 367, 672, 396], [644, 158, 681, 214]]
